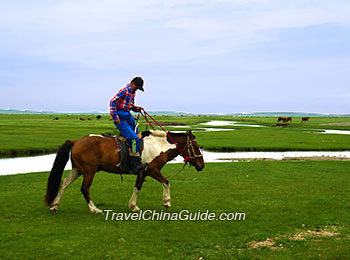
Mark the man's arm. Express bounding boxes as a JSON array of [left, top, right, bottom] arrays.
[[109, 89, 126, 121]]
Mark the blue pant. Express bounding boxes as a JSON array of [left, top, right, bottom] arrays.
[[114, 111, 140, 153]]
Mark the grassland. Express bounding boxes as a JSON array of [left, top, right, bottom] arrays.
[[1, 114, 350, 157], [1, 161, 350, 259], [2, 114, 350, 259]]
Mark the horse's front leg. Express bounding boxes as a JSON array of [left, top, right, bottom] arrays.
[[129, 172, 146, 212], [147, 168, 171, 210], [162, 182, 171, 209], [80, 169, 103, 215]]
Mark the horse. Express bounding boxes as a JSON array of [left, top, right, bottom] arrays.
[[44, 130, 205, 214], [302, 117, 310, 122]]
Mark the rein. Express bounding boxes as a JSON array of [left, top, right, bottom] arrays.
[[140, 108, 191, 163]]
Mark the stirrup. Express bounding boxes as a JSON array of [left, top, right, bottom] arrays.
[[129, 153, 147, 175]]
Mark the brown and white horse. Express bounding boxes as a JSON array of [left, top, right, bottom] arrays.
[[44, 130, 204, 214]]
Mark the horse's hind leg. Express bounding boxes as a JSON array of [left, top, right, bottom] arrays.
[[129, 172, 146, 212], [50, 168, 80, 213], [80, 170, 103, 214]]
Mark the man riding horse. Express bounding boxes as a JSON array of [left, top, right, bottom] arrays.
[[45, 77, 205, 214], [109, 76, 147, 174]]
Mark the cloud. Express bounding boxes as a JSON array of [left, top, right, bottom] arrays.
[[1, 0, 350, 113], [1, 0, 350, 69], [1, 1, 349, 70]]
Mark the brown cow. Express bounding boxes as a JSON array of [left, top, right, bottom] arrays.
[[302, 117, 310, 122], [277, 117, 292, 123], [277, 117, 286, 123]]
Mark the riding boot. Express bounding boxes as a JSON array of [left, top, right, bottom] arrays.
[[129, 152, 148, 175]]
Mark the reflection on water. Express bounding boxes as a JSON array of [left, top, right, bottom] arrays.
[[1, 150, 350, 176]]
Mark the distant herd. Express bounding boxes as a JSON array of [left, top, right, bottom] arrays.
[[53, 115, 311, 123], [277, 116, 310, 123], [53, 115, 103, 121]]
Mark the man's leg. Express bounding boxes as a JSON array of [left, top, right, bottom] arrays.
[[116, 118, 146, 174]]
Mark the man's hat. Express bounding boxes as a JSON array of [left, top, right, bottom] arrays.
[[131, 77, 144, 91]]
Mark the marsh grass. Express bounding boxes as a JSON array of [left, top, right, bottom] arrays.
[[1, 114, 350, 157]]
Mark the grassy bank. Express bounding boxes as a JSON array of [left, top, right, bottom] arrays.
[[1, 161, 350, 259], [1, 114, 350, 157]]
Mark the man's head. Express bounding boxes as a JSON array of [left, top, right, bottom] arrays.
[[130, 77, 144, 92]]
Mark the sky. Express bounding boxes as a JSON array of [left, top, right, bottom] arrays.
[[1, 0, 350, 114]]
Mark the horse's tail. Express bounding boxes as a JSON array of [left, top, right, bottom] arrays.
[[44, 140, 74, 206]]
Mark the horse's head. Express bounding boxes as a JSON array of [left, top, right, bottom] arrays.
[[184, 130, 205, 171]]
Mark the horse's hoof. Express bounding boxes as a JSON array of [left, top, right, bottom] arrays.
[[163, 203, 171, 210], [130, 205, 140, 212], [90, 209, 104, 215], [50, 207, 58, 214]]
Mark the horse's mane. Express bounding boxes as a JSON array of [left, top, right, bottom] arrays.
[[146, 130, 189, 138], [168, 132, 188, 138]]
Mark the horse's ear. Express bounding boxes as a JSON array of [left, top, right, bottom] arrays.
[[188, 130, 192, 135]]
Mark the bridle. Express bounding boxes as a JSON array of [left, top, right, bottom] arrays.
[[165, 134, 203, 178], [138, 108, 204, 178], [186, 135, 203, 162]]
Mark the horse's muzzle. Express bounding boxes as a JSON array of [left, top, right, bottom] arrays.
[[195, 165, 205, 171]]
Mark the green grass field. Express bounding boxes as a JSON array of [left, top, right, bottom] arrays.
[[1, 114, 350, 157], [1, 114, 350, 259], [1, 161, 350, 259]]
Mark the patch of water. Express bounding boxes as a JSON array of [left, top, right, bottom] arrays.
[[169, 150, 350, 163], [0, 151, 350, 175], [199, 120, 264, 128], [319, 129, 350, 135], [200, 120, 236, 126], [2, 150, 350, 176], [0, 154, 71, 176], [196, 128, 236, 132]]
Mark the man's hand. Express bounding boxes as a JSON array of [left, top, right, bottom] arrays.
[[114, 119, 121, 125], [135, 106, 143, 112]]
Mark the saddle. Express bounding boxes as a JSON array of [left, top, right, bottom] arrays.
[[115, 135, 144, 173]]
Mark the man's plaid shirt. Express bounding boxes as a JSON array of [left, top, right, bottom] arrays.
[[109, 85, 138, 120]]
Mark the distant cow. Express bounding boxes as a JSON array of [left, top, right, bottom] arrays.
[[277, 117, 292, 123], [302, 117, 310, 122], [53, 117, 59, 120], [87, 118, 93, 120], [96, 115, 102, 120], [277, 117, 285, 123], [80, 118, 86, 121]]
